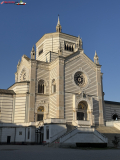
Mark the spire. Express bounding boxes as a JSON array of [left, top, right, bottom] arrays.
[[94, 50, 99, 64], [56, 15, 62, 32], [57, 15, 60, 25]]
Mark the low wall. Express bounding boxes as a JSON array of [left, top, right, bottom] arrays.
[[106, 121, 120, 130]]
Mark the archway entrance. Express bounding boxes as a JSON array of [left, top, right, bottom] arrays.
[[77, 101, 87, 120], [112, 114, 118, 120], [37, 106, 44, 121]]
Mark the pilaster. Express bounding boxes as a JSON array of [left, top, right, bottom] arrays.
[[56, 57, 65, 118], [96, 65, 104, 125], [25, 93, 29, 123], [12, 95, 16, 123], [29, 60, 37, 122]]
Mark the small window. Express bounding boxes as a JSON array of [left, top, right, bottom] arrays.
[[38, 80, 44, 93], [28, 128, 30, 139], [52, 79, 56, 93], [53, 85, 56, 93], [64, 42, 74, 52], [46, 127, 49, 139], [19, 131, 22, 135], [39, 49, 43, 55]]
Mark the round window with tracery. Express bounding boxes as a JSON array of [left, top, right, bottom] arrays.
[[74, 71, 86, 87]]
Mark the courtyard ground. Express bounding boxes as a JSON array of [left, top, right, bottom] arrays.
[[0, 145, 120, 160]]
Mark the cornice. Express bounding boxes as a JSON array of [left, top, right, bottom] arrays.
[[8, 81, 30, 90], [36, 32, 78, 47]]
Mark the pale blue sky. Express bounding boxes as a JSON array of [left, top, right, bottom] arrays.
[[0, 0, 120, 102]]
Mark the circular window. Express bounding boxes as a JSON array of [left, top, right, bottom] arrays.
[[112, 114, 118, 120], [74, 71, 86, 87]]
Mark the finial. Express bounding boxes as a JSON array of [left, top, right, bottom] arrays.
[[75, 35, 82, 51], [56, 15, 62, 32], [32, 45, 34, 51], [94, 50, 99, 64], [18, 60, 20, 65], [31, 45, 36, 59]]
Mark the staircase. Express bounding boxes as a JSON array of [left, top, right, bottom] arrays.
[[48, 123, 76, 147], [96, 126, 120, 147]]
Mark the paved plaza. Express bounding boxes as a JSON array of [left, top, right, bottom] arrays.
[[0, 145, 120, 160]]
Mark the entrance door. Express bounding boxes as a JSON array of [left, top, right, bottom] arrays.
[[7, 136, 11, 144], [37, 114, 43, 121], [77, 112, 84, 120]]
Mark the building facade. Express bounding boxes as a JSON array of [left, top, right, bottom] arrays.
[[0, 17, 119, 146]]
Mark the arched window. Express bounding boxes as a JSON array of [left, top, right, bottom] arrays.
[[52, 79, 56, 93], [37, 106, 44, 121], [71, 45, 73, 51], [77, 101, 88, 120], [38, 80, 44, 93], [78, 101, 87, 110], [69, 46, 71, 51], [20, 69, 26, 81], [112, 114, 118, 120], [65, 44, 66, 50], [67, 44, 68, 50]]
